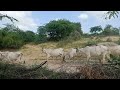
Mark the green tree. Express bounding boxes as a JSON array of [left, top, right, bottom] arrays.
[[102, 25, 113, 36], [35, 26, 48, 43], [105, 11, 119, 19], [72, 22, 83, 35], [25, 31, 35, 42], [102, 24, 119, 36], [0, 24, 24, 49], [90, 25, 103, 35], [45, 19, 82, 41]]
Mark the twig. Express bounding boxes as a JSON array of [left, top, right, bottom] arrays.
[[27, 61, 47, 71]]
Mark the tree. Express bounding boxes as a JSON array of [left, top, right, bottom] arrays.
[[0, 24, 24, 49], [90, 26, 103, 35], [25, 31, 36, 42], [72, 22, 83, 35], [105, 11, 119, 19], [102, 25, 113, 36], [0, 13, 18, 22], [102, 24, 119, 36], [45, 19, 82, 41], [36, 26, 48, 43]]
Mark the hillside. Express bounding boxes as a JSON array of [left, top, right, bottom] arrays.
[[18, 36, 120, 65]]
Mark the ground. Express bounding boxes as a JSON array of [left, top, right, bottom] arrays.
[[1, 36, 120, 74]]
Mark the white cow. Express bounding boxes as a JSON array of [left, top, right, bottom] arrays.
[[0, 51, 23, 62], [42, 48, 64, 61], [107, 45, 120, 57], [0, 51, 9, 61], [63, 48, 78, 61], [77, 45, 110, 64]]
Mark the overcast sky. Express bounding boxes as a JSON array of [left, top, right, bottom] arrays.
[[0, 11, 120, 33]]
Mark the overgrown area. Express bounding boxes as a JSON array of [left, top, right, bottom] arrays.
[[0, 61, 120, 79]]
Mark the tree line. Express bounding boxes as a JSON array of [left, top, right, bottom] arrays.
[[0, 19, 83, 49], [0, 11, 119, 49]]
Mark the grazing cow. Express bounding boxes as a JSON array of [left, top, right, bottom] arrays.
[[77, 45, 110, 64], [63, 48, 78, 61], [0, 51, 23, 62], [107, 45, 120, 58], [42, 48, 64, 61]]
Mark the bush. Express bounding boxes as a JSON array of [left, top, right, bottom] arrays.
[[34, 34, 48, 44], [85, 40, 97, 46], [1, 35, 24, 49]]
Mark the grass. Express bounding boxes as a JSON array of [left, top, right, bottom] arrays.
[[18, 36, 120, 61], [1, 35, 120, 79]]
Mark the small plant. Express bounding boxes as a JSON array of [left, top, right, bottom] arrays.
[[85, 40, 97, 46]]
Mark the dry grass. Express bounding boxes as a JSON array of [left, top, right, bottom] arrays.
[[18, 36, 120, 63], [101, 36, 119, 42]]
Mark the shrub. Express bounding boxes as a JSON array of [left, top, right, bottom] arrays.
[[85, 40, 97, 46]]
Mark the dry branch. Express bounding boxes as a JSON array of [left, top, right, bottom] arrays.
[[27, 61, 47, 71]]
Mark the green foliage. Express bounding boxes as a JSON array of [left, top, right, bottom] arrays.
[[90, 25, 103, 35], [0, 24, 36, 49], [83, 33, 90, 38], [1, 33, 23, 49], [38, 19, 83, 41], [45, 19, 74, 41], [34, 34, 48, 44], [85, 40, 97, 46], [68, 30, 82, 41], [102, 24, 119, 36], [24, 31, 36, 43], [105, 11, 119, 19], [89, 24, 120, 36], [35, 26, 48, 43]]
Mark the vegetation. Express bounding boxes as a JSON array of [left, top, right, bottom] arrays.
[[90, 25, 103, 35], [105, 11, 119, 19], [0, 61, 120, 79], [38, 19, 83, 41], [0, 12, 120, 79]]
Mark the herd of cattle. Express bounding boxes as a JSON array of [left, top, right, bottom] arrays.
[[1, 44, 120, 64], [42, 45, 120, 64]]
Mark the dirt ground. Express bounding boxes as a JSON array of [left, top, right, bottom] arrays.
[[1, 44, 109, 74]]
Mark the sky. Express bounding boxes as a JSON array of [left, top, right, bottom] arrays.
[[0, 11, 120, 33]]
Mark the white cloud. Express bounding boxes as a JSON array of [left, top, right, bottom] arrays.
[[0, 11, 38, 32], [81, 11, 110, 22], [78, 13, 88, 20]]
